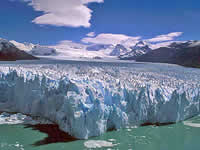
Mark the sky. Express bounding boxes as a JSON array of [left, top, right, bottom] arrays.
[[0, 0, 200, 46]]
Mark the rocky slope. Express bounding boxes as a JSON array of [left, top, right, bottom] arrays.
[[0, 39, 38, 61], [109, 44, 129, 56], [136, 41, 200, 68]]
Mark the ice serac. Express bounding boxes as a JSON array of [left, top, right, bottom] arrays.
[[0, 62, 200, 139]]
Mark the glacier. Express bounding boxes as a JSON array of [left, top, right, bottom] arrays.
[[0, 60, 200, 139]]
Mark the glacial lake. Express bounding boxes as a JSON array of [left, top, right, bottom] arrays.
[[0, 116, 200, 150]]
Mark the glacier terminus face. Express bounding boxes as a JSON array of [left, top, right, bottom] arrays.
[[0, 60, 200, 139]]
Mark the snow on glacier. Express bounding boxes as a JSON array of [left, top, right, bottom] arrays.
[[0, 60, 200, 139]]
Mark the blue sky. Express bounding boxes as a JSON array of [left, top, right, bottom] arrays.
[[0, 0, 200, 45]]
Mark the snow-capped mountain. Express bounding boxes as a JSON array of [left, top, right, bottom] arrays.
[[10, 40, 57, 56], [131, 41, 151, 51], [10, 40, 35, 51], [119, 41, 152, 60], [50, 41, 112, 59], [10, 39, 112, 59], [10, 38, 197, 61], [0, 38, 15, 51], [136, 40, 200, 68], [109, 44, 129, 56], [0, 38, 37, 61], [9, 39, 155, 60], [30, 45, 57, 56], [86, 44, 113, 51]]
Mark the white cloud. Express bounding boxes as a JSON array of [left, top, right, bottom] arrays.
[[16, 0, 104, 27], [146, 32, 183, 42], [58, 31, 184, 51], [82, 33, 141, 45], [55, 40, 86, 49], [86, 32, 96, 37], [149, 41, 175, 49], [121, 38, 140, 47]]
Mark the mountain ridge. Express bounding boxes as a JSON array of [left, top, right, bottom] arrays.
[[0, 38, 38, 61], [136, 41, 200, 68]]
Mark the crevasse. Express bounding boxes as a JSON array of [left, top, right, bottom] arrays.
[[0, 62, 199, 139]]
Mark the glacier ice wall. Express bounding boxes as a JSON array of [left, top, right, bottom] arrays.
[[0, 62, 200, 139]]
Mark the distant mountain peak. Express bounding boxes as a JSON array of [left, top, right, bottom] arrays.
[[0, 38, 16, 51], [135, 41, 146, 46], [119, 41, 152, 60], [109, 44, 129, 56], [131, 41, 151, 51]]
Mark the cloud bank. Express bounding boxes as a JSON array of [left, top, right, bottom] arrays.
[[146, 32, 183, 42], [81, 32, 183, 47], [82, 33, 141, 45]]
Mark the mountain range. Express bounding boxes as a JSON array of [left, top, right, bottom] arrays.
[[10, 39, 152, 59], [119, 41, 152, 59], [1, 37, 200, 68], [136, 41, 200, 68]]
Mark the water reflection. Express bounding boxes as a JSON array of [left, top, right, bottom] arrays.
[[25, 124, 78, 146]]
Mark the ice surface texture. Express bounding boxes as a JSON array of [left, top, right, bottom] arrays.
[[0, 61, 200, 139]]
